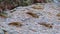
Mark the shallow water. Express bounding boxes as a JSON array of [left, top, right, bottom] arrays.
[[0, 3, 60, 34]]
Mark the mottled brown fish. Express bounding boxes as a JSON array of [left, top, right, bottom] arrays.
[[56, 13, 60, 17], [38, 22, 53, 28], [3, 30, 8, 34], [0, 13, 8, 18], [8, 22, 23, 27], [32, 5, 44, 10], [26, 12, 39, 18]]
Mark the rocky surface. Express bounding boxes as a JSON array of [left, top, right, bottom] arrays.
[[0, 3, 60, 34]]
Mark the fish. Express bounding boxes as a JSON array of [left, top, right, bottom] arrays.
[[26, 12, 39, 18], [8, 22, 23, 27], [56, 13, 60, 17], [38, 22, 53, 28]]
